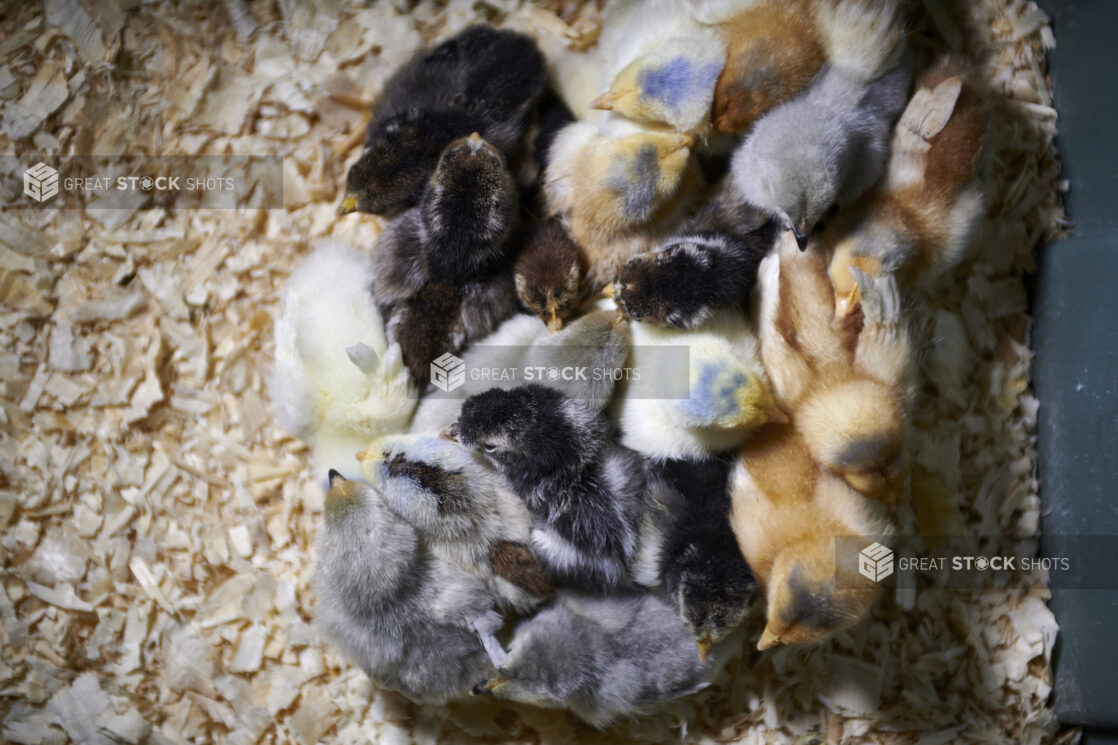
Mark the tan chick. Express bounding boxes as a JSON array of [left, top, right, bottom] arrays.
[[827, 55, 990, 316], [730, 422, 893, 649]]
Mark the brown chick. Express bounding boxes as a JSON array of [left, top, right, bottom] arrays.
[[514, 219, 585, 333], [827, 55, 990, 316], [729, 423, 892, 649], [755, 235, 912, 502]]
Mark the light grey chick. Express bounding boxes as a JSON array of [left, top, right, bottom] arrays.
[[359, 434, 553, 614], [731, 56, 912, 249], [474, 591, 714, 729], [314, 472, 507, 703]]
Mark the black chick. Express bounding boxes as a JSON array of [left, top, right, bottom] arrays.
[[446, 384, 647, 593], [341, 26, 547, 217], [514, 219, 584, 333], [653, 455, 759, 660], [613, 196, 778, 329], [375, 133, 521, 385]]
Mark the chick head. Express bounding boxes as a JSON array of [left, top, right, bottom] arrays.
[[613, 235, 730, 328], [514, 220, 584, 333], [679, 351, 786, 432], [573, 130, 695, 240], [733, 129, 836, 249], [673, 546, 756, 660], [448, 384, 602, 480], [359, 435, 495, 542], [592, 41, 724, 133], [422, 133, 517, 281], [341, 109, 473, 217], [759, 535, 880, 650]]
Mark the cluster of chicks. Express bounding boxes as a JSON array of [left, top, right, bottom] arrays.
[[273, 0, 990, 729]]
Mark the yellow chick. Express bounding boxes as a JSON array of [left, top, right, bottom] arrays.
[[729, 422, 893, 649], [827, 56, 989, 316], [755, 235, 912, 502]]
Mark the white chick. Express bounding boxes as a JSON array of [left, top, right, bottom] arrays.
[[731, 56, 912, 249], [271, 240, 416, 483], [359, 434, 551, 614], [475, 591, 716, 728], [315, 473, 506, 703], [613, 309, 785, 460]]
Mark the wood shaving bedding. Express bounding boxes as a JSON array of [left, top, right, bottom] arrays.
[[0, 0, 1069, 743]]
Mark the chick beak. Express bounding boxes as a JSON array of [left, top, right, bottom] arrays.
[[612, 311, 628, 328], [440, 424, 460, 443], [601, 282, 616, 298], [546, 310, 564, 334], [792, 226, 810, 251], [472, 678, 506, 695], [327, 469, 346, 487], [757, 628, 782, 651], [467, 131, 483, 149], [337, 194, 359, 216], [590, 90, 621, 110], [834, 285, 860, 319], [696, 637, 713, 662], [766, 406, 790, 425]]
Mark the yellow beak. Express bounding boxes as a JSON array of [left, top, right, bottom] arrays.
[[337, 194, 358, 215], [835, 284, 861, 319], [546, 310, 563, 334], [757, 627, 781, 651], [696, 637, 713, 662], [590, 90, 622, 110], [766, 406, 790, 425]]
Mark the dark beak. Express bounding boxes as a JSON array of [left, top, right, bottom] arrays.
[[792, 228, 810, 251], [328, 469, 346, 487], [440, 424, 460, 442]]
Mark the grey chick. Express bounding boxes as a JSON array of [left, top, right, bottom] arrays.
[[474, 591, 712, 728], [315, 472, 507, 703], [446, 384, 648, 592], [651, 455, 758, 660], [340, 26, 547, 217], [731, 56, 912, 249], [359, 434, 553, 614], [373, 133, 521, 385]]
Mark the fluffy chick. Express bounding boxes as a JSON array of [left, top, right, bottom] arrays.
[[755, 238, 912, 501], [341, 26, 546, 216], [271, 241, 416, 483], [545, 117, 705, 290], [707, 0, 903, 133], [448, 384, 647, 592], [615, 310, 785, 460], [730, 424, 893, 649], [653, 456, 758, 659], [514, 219, 584, 332], [315, 473, 506, 702], [613, 220, 777, 329], [827, 56, 989, 315], [360, 435, 552, 614], [374, 134, 521, 385], [475, 591, 713, 728], [732, 57, 912, 249]]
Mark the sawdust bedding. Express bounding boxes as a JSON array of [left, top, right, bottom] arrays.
[[0, 0, 1074, 743]]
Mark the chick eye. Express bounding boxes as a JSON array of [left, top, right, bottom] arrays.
[[483, 444, 499, 454]]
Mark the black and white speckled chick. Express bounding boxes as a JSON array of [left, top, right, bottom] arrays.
[[652, 456, 759, 660], [448, 384, 648, 592], [374, 134, 521, 385], [341, 26, 547, 217]]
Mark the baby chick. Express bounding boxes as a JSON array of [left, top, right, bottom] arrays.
[[652, 456, 758, 659], [730, 424, 893, 649], [374, 133, 521, 385], [613, 220, 776, 329], [361, 435, 551, 614], [271, 240, 416, 483], [514, 219, 584, 332], [475, 591, 713, 728], [341, 26, 547, 217], [707, 0, 903, 134], [448, 384, 648, 592], [315, 473, 506, 703], [731, 56, 912, 249], [545, 117, 706, 290], [827, 56, 989, 315], [615, 310, 785, 460], [755, 238, 912, 501]]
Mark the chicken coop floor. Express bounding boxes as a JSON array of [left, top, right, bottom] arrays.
[[0, 1, 1071, 743]]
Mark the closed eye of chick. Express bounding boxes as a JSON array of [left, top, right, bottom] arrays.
[[447, 384, 648, 592]]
